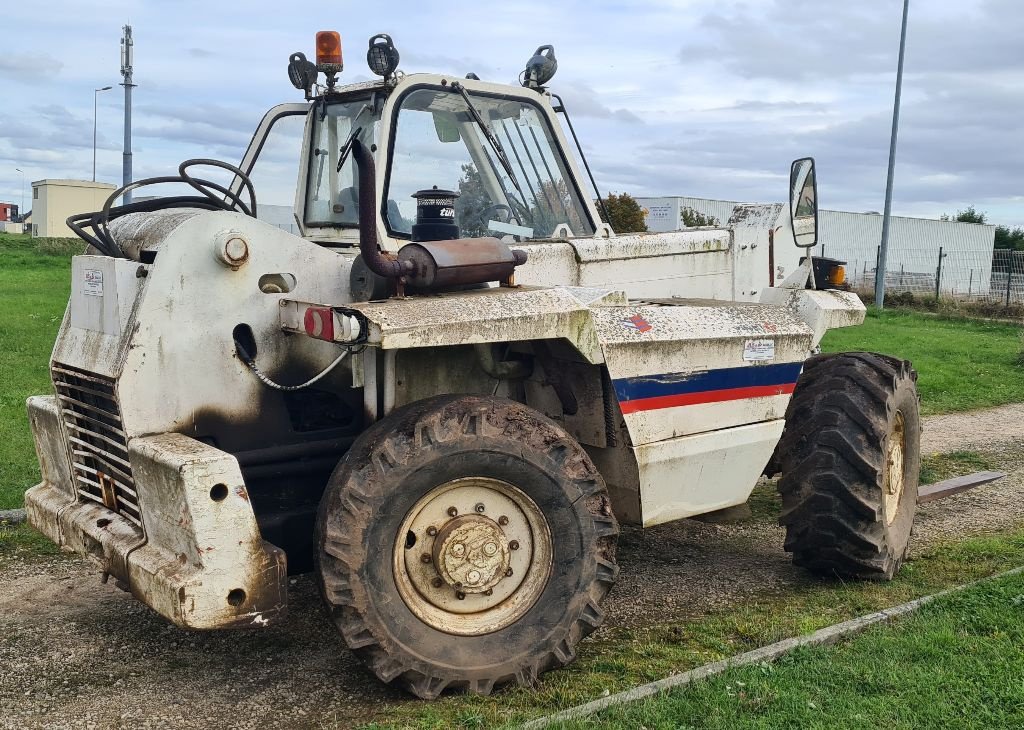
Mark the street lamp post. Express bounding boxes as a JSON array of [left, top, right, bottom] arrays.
[[875, 0, 911, 310], [93, 86, 112, 182]]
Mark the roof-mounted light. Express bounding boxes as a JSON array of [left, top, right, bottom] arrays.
[[521, 45, 557, 90], [367, 33, 400, 82], [316, 31, 343, 69], [315, 31, 343, 91]]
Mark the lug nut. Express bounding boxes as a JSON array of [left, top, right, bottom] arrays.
[[420, 553, 432, 564], [447, 506, 458, 517], [455, 592, 466, 600], [505, 567, 514, 577], [431, 577, 443, 588], [474, 503, 486, 513], [484, 589, 493, 596], [453, 582, 463, 590], [426, 526, 437, 537], [509, 540, 520, 551], [498, 515, 509, 526]]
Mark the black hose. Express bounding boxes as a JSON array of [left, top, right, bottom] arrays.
[[65, 158, 258, 259]]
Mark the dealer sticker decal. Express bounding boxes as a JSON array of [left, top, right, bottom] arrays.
[[620, 314, 653, 333], [83, 269, 104, 297], [743, 339, 775, 361]]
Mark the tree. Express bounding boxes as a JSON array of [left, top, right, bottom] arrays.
[[598, 193, 647, 233], [995, 225, 1024, 251], [680, 207, 720, 227], [454, 163, 491, 237], [940, 206, 987, 224]]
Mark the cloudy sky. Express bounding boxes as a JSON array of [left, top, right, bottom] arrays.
[[1, 0, 1021, 228]]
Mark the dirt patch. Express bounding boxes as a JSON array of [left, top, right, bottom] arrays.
[[921, 402, 1024, 454], [2, 405, 1023, 729]]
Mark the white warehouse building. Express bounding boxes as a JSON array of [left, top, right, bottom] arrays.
[[637, 197, 997, 298]]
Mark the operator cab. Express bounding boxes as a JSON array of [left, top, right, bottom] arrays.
[[233, 33, 604, 247]]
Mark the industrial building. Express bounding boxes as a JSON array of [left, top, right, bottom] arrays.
[[29, 180, 117, 238], [637, 196, 997, 298]]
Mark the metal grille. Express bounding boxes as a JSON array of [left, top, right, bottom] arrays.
[[52, 363, 142, 529]]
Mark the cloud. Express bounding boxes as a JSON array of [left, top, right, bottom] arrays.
[[0, 53, 65, 82], [0, 0, 1021, 228], [555, 82, 644, 124]]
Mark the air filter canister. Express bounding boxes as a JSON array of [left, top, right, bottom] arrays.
[[411, 187, 460, 242]]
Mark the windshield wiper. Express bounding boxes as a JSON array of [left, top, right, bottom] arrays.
[[449, 82, 532, 221]]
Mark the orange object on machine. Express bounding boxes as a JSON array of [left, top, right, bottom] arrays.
[[316, 31, 343, 68]]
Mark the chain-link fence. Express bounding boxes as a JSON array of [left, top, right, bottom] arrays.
[[830, 246, 1024, 305]]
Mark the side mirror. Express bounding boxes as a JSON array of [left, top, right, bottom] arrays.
[[789, 157, 818, 248]]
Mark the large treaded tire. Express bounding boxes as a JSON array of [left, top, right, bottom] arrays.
[[775, 352, 921, 580], [315, 394, 619, 699]]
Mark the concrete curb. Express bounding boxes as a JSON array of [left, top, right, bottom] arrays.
[[524, 566, 1024, 728], [0, 508, 27, 526]]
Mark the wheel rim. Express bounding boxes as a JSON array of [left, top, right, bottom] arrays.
[[884, 410, 907, 525], [393, 477, 553, 636]]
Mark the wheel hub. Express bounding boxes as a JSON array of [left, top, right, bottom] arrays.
[[394, 477, 552, 636], [432, 515, 511, 594], [884, 410, 907, 525]]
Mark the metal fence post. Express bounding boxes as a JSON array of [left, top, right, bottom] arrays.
[[935, 246, 943, 301], [968, 269, 973, 296], [1006, 256, 1013, 306]]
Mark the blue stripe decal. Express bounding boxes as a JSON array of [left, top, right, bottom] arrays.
[[613, 362, 804, 402]]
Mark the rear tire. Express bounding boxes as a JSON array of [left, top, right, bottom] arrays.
[[775, 352, 921, 580], [315, 394, 618, 699]]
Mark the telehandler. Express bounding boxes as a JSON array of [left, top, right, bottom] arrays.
[[25, 31, 920, 698]]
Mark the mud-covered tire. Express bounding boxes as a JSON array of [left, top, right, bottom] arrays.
[[775, 352, 921, 580], [315, 394, 619, 699]]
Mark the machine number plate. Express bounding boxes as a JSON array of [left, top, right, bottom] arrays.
[[743, 339, 775, 361], [83, 269, 104, 297]]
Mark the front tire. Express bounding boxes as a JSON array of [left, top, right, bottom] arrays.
[[315, 395, 618, 698], [776, 352, 921, 580]]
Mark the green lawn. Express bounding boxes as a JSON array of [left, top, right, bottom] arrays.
[[569, 569, 1024, 730], [821, 308, 1024, 416], [0, 245, 1020, 508], [0, 233, 71, 509]]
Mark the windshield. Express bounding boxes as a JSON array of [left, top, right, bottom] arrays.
[[385, 87, 594, 240], [304, 99, 381, 228]]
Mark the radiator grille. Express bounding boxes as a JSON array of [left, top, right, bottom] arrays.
[[52, 363, 142, 529]]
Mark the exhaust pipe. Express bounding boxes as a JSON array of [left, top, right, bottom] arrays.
[[350, 139, 528, 297], [351, 139, 413, 280]]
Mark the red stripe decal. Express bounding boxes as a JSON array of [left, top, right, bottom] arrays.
[[619, 383, 796, 414]]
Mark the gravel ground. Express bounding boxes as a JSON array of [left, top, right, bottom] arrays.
[[2, 405, 1023, 729]]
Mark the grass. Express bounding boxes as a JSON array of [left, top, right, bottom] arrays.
[[570, 569, 1024, 729], [0, 233, 72, 510], [920, 450, 994, 485], [0, 522, 63, 557], [357, 526, 1024, 729], [821, 308, 1024, 416]]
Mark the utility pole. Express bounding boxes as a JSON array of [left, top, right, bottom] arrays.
[[93, 86, 112, 182], [15, 167, 25, 219], [120, 25, 135, 203], [875, 0, 910, 309]]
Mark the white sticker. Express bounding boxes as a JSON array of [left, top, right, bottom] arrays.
[[83, 269, 104, 297], [743, 339, 775, 361]]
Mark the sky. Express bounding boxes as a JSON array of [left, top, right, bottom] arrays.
[[0, 0, 1021, 228]]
